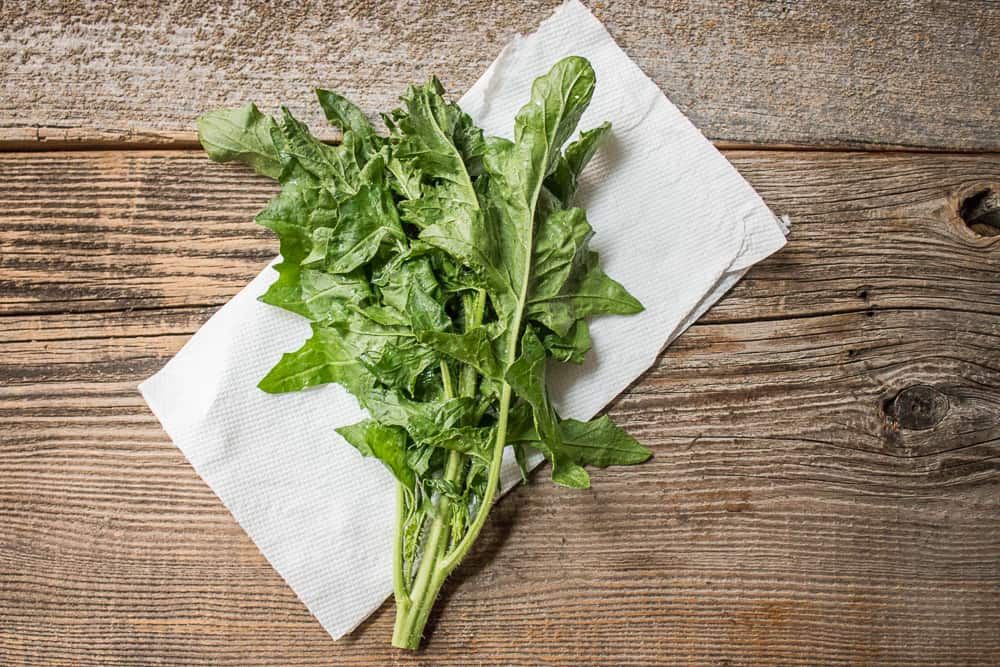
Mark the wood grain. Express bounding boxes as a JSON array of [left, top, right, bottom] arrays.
[[1, 0, 998, 151], [3, 151, 999, 319], [1, 149, 999, 665]]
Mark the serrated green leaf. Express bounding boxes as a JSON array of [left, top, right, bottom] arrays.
[[259, 264, 370, 321], [424, 425, 495, 462], [258, 323, 374, 395], [414, 325, 503, 381], [315, 88, 381, 157], [545, 121, 612, 206], [301, 177, 405, 274], [275, 107, 362, 193], [362, 388, 482, 444], [527, 250, 643, 330], [505, 327, 559, 448]]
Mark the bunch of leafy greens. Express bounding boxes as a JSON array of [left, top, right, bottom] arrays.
[[197, 56, 650, 649]]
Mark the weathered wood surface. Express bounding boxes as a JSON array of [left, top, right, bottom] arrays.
[[2, 0, 999, 151], [1, 150, 999, 665]]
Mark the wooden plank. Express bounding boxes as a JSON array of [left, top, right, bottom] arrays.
[[2, 151, 999, 320], [1, 1, 998, 151], [1, 150, 999, 664]]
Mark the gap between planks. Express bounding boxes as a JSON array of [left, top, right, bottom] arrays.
[[3, 131, 1000, 155]]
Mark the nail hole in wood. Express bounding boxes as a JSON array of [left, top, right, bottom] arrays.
[[960, 188, 1000, 237], [883, 385, 949, 431]]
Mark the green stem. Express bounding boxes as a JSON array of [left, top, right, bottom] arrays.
[[458, 289, 486, 398], [396, 308, 521, 647], [390, 483, 411, 644], [439, 359, 454, 398], [391, 289, 488, 649], [392, 353, 468, 649], [394, 379, 513, 649], [392, 449, 462, 648], [439, 383, 510, 572], [442, 177, 539, 571]]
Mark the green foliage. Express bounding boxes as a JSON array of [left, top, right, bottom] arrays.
[[197, 56, 649, 649]]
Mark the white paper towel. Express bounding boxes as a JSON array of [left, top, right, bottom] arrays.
[[140, 0, 788, 640]]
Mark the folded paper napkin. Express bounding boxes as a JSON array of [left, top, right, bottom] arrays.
[[140, 0, 788, 640]]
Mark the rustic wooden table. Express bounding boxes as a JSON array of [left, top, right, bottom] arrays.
[[2, 1, 999, 665]]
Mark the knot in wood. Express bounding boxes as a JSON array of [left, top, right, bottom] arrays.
[[960, 188, 1000, 237], [884, 385, 949, 431]]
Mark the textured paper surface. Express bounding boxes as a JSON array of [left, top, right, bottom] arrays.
[[140, 0, 788, 640]]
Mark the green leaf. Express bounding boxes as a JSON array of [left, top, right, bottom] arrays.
[[301, 177, 405, 274], [389, 77, 510, 307], [275, 107, 362, 193], [506, 411, 649, 489], [557, 416, 652, 467], [258, 261, 310, 317], [527, 250, 643, 331], [375, 254, 441, 316], [414, 325, 503, 381], [412, 191, 508, 299], [201, 58, 652, 650], [503, 402, 587, 488], [542, 452, 591, 489], [254, 162, 334, 261], [361, 340, 438, 395], [483, 55, 597, 360], [539, 416, 651, 489], [391, 77, 485, 184], [542, 319, 591, 364], [505, 327, 559, 448], [260, 264, 371, 321], [566, 250, 644, 316], [403, 281, 451, 334], [334, 307, 436, 392], [424, 426, 495, 462], [315, 88, 381, 156], [259, 307, 429, 395], [362, 388, 482, 443], [529, 207, 593, 309], [304, 224, 393, 274], [197, 103, 283, 179], [406, 444, 443, 479], [545, 121, 612, 206], [405, 283, 500, 380], [336, 419, 415, 489], [386, 156, 423, 200], [258, 323, 374, 395]]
